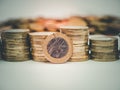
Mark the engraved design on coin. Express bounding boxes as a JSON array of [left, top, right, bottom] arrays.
[[47, 37, 68, 58]]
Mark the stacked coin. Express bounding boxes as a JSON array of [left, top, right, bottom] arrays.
[[60, 26, 89, 62], [29, 32, 55, 62], [90, 35, 119, 61], [0, 39, 2, 59], [1, 29, 30, 61]]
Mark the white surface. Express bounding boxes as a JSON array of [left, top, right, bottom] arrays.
[[0, 60, 120, 90]]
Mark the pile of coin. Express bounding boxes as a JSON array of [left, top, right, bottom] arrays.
[[0, 39, 2, 59], [29, 32, 55, 62], [60, 26, 89, 62], [1, 29, 30, 61], [89, 35, 119, 61]]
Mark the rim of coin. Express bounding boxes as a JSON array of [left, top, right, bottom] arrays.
[[3, 29, 29, 33], [92, 58, 118, 62], [71, 55, 88, 59], [60, 26, 88, 30], [89, 35, 117, 41], [42, 32, 73, 64], [29, 32, 55, 36], [29, 32, 56, 40]]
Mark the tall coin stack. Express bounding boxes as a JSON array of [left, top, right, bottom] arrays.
[[1, 29, 30, 61], [60, 26, 89, 62], [0, 39, 2, 59], [29, 32, 55, 62], [90, 35, 119, 61]]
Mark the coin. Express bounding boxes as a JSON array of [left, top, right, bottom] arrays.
[[60, 26, 89, 62], [90, 35, 119, 61], [29, 32, 55, 62], [42, 32, 73, 63], [1, 29, 30, 61]]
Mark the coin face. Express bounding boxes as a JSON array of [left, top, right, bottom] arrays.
[[43, 32, 72, 63], [90, 35, 117, 41], [47, 37, 68, 58]]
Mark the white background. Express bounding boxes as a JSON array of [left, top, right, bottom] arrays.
[[0, 0, 120, 21]]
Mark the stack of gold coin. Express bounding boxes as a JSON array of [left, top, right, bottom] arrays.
[[60, 26, 89, 62], [89, 35, 119, 61], [1, 29, 30, 61], [29, 32, 55, 62], [0, 39, 2, 59]]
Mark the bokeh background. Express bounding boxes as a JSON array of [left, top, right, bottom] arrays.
[[0, 0, 120, 35]]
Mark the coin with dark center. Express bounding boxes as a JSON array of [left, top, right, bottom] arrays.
[[47, 37, 68, 58]]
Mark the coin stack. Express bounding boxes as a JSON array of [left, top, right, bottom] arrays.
[[90, 35, 119, 61], [29, 32, 55, 62], [60, 26, 89, 62], [0, 39, 2, 59], [1, 29, 30, 61]]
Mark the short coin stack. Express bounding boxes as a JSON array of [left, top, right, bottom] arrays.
[[90, 35, 119, 61], [60, 26, 89, 62], [29, 32, 55, 62], [1, 29, 30, 61], [0, 39, 2, 59]]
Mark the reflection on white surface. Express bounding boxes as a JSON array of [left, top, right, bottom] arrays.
[[0, 60, 120, 90]]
